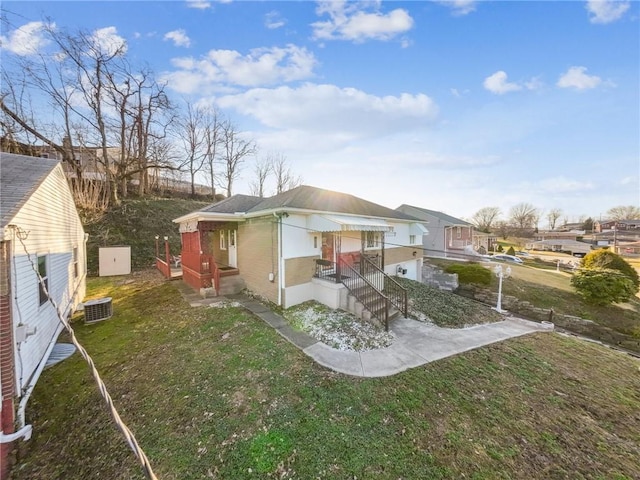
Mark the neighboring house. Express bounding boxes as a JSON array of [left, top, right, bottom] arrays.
[[526, 239, 592, 256], [0, 153, 87, 477], [533, 231, 583, 242], [594, 219, 640, 233], [395, 205, 475, 258], [173, 185, 427, 319], [472, 231, 498, 255]]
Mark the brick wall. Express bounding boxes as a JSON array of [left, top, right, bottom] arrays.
[[238, 217, 278, 304], [285, 256, 318, 288]]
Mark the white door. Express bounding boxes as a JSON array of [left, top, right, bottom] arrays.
[[228, 230, 237, 268]]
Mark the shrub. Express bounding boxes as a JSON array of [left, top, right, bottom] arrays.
[[581, 250, 639, 289], [506, 246, 516, 256], [571, 268, 636, 306], [496, 245, 504, 253], [445, 263, 492, 286]]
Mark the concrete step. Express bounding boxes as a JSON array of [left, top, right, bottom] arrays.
[[218, 275, 246, 296]]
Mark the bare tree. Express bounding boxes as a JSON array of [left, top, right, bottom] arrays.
[[175, 102, 207, 197], [508, 202, 539, 231], [218, 120, 256, 196], [202, 107, 222, 199], [271, 153, 303, 194], [547, 208, 563, 230], [249, 157, 272, 197], [607, 205, 640, 221], [471, 207, 501, 233], [1, 19, 174, 205]]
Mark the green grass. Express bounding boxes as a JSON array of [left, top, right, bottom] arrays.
[[12, 274, 640, 479], [85, 198, 209, 274]]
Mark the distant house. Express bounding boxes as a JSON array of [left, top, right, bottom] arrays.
[[594, 219, 640, 233], [534, 231, 583, 242], [395, 205, 479, 258], [173, 186, 427, 324], [0, 153, 87, 476]]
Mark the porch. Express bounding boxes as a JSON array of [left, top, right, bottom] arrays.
[[311, 229, 408, 331]]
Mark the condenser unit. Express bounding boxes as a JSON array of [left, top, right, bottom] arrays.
[[83, 297, 113, 324]]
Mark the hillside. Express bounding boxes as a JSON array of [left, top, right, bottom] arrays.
[[85, 198, 210, 274]]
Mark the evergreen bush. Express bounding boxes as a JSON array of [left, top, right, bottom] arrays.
[[571, 268, 635, 305], [445, 263, 492, 286], [581, 250, 639, 289]]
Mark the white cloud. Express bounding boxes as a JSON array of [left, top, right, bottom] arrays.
[[265, 11, 286, 29], [163, 44, 317, 93], [620, 176, 637, 186], [215, 83, 438, 141], [0, 21, 53, 56], [164, 29, 191, 47], [91, 27, 127, 56], [557, 66, 602, 90], [186, 0, 211, 9], [312, 1, 414, 42], [537, 177, 595, 194], [483, 71, 522, 94], [435, 0, 477, 16], [586, 0, 630, 24]]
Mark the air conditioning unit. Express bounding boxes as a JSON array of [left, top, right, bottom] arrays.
[[83, 297, 113, 324]]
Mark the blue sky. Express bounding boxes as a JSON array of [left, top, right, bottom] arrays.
[[1, 0, 638, 223]]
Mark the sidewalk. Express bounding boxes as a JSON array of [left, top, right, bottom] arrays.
[[178, 285, 553, 378]]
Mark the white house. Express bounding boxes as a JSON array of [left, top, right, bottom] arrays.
[[173, 186, 427, 326], [0, 153, 87, 475]]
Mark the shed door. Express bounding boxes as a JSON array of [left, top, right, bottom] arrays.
[[228, 230, 237, 268]]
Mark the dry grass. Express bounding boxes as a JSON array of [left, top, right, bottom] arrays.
[[11, 274, 640, 480]]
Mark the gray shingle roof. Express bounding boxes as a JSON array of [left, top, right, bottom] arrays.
[[1, 153, 59, 228], [200, 194, 263, 214], [247, 185, 418, 221], [396, 204, 471, 226]]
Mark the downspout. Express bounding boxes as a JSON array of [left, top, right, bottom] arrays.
[[280, 216, 284, 307], [274, 212, 283, 306]]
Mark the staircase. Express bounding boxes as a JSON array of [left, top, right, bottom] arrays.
[[337, 257, 407, 331]]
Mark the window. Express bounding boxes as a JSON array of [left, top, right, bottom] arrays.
[[38, 255, 48, 306], [220, 230, 227, 250], [73, 246, 79, 278], [456, 226, 461, 239], [409, 235, 416, 245], [230, 230, 235, 247], [314, 236, 318, 249], [366, 232, 379, 248]]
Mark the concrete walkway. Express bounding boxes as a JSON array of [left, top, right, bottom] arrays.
[[177, 284, 554, 378]]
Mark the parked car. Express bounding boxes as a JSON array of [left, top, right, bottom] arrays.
[[515, 251, 530, 257], [492, 254, 524, 264]]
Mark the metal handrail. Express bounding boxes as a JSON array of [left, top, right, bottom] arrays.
[[339, 258, 391, 331], [359, 255, 408, 317]]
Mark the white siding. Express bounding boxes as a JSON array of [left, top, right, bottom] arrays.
[[8, 164, 86, 392], [281, 214, 317, 259]]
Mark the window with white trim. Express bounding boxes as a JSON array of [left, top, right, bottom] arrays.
[[366, 231, 379, 249], [220, 230, 227, 250], [456, 226, 461, 239], [37, 255, 48, 306], [409, 235, 416, 245]]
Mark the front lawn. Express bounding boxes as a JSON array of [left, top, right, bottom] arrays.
[[11, 273, 640, 479]]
